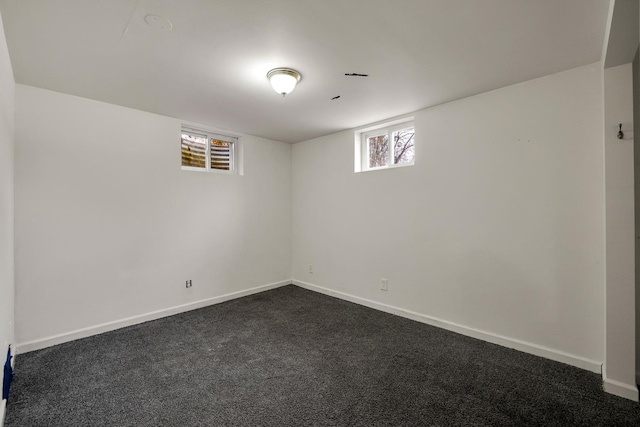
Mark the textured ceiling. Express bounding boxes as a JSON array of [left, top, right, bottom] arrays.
[[0, 0, 610, 143]]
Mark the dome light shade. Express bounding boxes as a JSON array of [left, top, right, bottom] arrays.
[[267, 68, 301, 97]]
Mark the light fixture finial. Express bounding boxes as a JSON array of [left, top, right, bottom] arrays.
[[267, 68, 301, 97]]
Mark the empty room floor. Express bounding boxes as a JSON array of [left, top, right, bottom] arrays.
[[5, 286, 640, 426]]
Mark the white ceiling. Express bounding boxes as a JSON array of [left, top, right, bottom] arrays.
[[0, 0, 609, 143]]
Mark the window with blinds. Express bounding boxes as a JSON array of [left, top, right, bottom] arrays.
[[181, 127, 237, 173], [210, 139, 231, 170]]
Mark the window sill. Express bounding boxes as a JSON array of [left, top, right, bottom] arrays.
[[181, 166, 237, 175], [356, 162, 415, 173]]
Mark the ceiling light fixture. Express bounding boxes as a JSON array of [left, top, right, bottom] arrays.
[[267, 68, 301, 97]]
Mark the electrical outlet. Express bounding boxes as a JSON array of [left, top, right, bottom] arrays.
[[380, 278, 388, 291], [308, 265, 314, 274], [186, 279, 192, 288]]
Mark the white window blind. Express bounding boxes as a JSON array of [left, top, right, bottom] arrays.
[[181, 127, 237, 173]]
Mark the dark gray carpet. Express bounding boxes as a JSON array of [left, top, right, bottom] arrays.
[[5, 285, 640, 426]]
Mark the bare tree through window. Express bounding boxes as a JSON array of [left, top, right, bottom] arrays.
[[366, 126, 414, 169], [368, 134, 389, 168], [392, 127, 415, 165]]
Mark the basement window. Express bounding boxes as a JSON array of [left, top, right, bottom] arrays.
[[181, 126, 237, 173], [356, 121, 415, 172]]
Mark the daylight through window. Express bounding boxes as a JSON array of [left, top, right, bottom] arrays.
[[362, 122, 415, 171], [181, 127, 237, 173]]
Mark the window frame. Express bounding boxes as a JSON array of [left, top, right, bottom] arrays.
[[360, 121, 415, 172], [181, 126, 237, 174]]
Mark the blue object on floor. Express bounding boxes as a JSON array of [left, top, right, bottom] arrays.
[[2, 346, 12, 400]]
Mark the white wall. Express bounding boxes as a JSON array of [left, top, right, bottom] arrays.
[[14, 85, 291, 347], [635, 47, 640, 388], [604, 63, 637, 400], [292, 63, 605, 370], [0, 8, 15, 427], [0, 1, 14, 354], [0, 5, 14, 355], [637, 8, 640, 391]]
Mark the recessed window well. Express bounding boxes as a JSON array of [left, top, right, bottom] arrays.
[[355, 119, 415, 173], [181, 126, 238, 173]]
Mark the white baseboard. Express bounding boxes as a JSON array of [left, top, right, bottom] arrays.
[[293, 279, 602, 374], [16, 280, 292, 354], [604, 377, 639, 401]]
